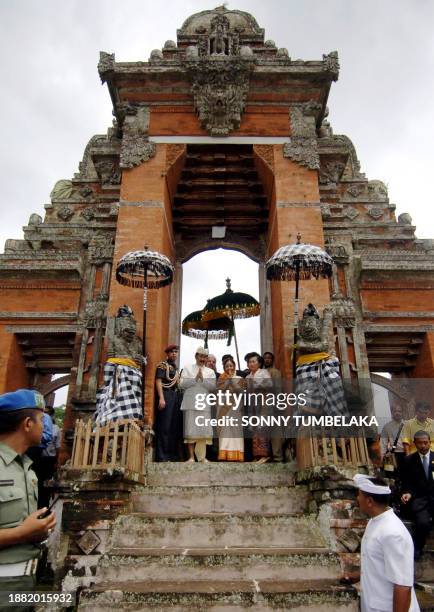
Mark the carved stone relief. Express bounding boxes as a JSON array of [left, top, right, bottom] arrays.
[[321, 204, 331, 220], [346, 184, 364, 199], [329, 291, 356, 328], [185, 56, 254, 136], [57, 206, 74, 222], [283, 104, 320, 170], [88, 234, 115, 264], [319, 161, 346, 185], [83, 293, 108, 328], [322, 51, 340, 81], [367, 206, 384, 220], [345, 206, 359, 220], [98, 51, 115, 82], [367, 180, 388, 201], [120, 106, 156, 168], [81, 208, 95, 222], [50, 180, 74, 201], [93, 159, 121, 185]]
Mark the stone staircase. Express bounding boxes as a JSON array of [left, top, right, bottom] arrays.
[[78, 463, 358, 610]]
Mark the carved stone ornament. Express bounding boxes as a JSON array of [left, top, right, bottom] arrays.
[[329, 291, 356, 328], [319, 161, 346, 185], [57, 206, 74, 222], [79, 186, 94, 200], [345, 206, 359, 220], [76, 530, 101, 555], [83, 294, 108, 328], [325, 240, 349, 263], [81, 208, 95, 222], [98, 51, 115, 82], [322, 51, 340, 81], [367, 206, 384, 220], [346, 183, 364, 199], [367, 180, 388, 201], [28, 213, 42, 226], [120, 106, 156, 168], [398, 212, 412, 225], [50, 179, 74, 201], [321, 204, 331, 220], [88, 234, 114, 264], [185, 56, 254, 136], [283, 105, 320, 170], [93, 159, 121, 185]]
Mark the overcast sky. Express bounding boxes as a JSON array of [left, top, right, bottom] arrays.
[[1, 0, 434, 379]]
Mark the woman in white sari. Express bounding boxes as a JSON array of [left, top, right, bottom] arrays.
[[217, 356, 245, 462], [180, 346, 216, 462]]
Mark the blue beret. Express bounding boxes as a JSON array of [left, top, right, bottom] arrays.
[[0, 389, 45, 412]]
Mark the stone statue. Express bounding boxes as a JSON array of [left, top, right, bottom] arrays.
[[297, 303, 332, 355], [295, 303, 347, 418], [107, 305, 146, 366], [95, 306, 145, 425]]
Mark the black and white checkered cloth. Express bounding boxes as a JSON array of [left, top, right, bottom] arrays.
[[266, 243, 333, 281], [95, 362, 143, 425], [295, 357, 347, 417]]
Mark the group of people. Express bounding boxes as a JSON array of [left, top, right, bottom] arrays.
[[154, 344, 285, 464], [380, 399, 434, 561]]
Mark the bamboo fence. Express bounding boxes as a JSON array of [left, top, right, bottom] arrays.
[[71, 418, 145, 475]]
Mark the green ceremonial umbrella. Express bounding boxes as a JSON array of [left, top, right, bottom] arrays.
[[182, 309, 234, 349], [202, 278, 260, 370]]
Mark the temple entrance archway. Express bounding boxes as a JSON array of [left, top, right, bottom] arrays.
[[179, 248, 262, 371]]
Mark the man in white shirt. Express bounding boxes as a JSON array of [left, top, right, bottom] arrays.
[[354, 473, 420, 612], [180, 347, 216, 462]]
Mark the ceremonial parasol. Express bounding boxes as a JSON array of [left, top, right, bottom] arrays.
[[116, 246, 174, 413], [182, 309, 234, 349], [202, 278, 260, 370], [265, 234, 333, 377]]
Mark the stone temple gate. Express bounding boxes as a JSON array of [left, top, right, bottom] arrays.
[[2, 7, 434, 608], [1, 6, 434, 452]]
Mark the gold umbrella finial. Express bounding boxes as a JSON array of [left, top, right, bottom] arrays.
[[296, 233, 302, 244], [225, 277, 232, 291]]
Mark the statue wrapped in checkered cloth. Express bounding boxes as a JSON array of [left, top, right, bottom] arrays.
[[95, 306, 146, 425], [295, 303, 347, 418]]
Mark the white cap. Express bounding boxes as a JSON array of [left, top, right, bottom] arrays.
[[353, 473, 391, 495], [195, 346, 209, 356]]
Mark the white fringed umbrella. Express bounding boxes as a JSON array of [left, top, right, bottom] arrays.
[[266, 234, 333, 377], [116, 246, 174, 412]]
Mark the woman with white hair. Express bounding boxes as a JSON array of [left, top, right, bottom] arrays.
[[180, 347, 216, 462]]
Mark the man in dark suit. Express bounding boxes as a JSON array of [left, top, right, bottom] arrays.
[[401, 430, 434, 559]]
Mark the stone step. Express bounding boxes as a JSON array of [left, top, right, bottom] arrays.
[[145, 462, 297, 487], [415, 551, 434, 583], [110, 513, 326, 549], [415, 583, 434, 611], [95, 547, 341, 584], [78, 579, 358, 611], [131, 485, 309, 515]]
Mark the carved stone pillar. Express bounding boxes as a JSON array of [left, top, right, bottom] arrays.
[[168, 260, 183, 348]]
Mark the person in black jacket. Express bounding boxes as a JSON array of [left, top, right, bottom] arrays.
[[401, 430, 434, 559]]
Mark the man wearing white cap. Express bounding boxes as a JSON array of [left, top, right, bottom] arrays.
[[354, 473, 420, 612], [180, 347, 216, 462]]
